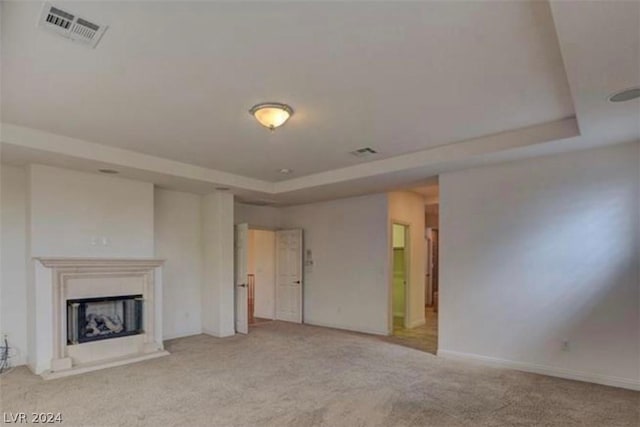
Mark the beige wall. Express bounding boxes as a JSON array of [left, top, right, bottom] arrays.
[[235, 203, 280, 229], [0, 165, 28, 365], [439, 142, 640, 390], [29, 164, 154, 258], [201, 192, 235, 337], [154, 188, 204, 339], [280, 194, 390, 335], [388, 191, 426, 329]]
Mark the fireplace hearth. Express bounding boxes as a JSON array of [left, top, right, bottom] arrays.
[[67, 295, 143, 344]]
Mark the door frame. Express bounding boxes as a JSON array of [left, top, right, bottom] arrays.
[[389, 220, 411, 334], [234, 223, 249, 334], [249, 226, 278, 321], [425, 228, 433, 307], [236, 225, 278, 330]]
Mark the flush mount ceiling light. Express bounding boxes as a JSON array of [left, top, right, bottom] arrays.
[[608, 87, 640, 103], [249, 102, 293, 130]]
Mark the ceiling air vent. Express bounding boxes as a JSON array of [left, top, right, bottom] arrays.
[[349, 147, 378, 158], [38, 3, 108, 48]]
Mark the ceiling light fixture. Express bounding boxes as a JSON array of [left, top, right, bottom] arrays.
[[608, 87, 640, 103], [278, 168, 293, 175], [249, 102, 293, 131]]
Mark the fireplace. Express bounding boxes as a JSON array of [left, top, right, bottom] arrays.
[[32, 258, 167, 379], [67, 295, 144, 345]]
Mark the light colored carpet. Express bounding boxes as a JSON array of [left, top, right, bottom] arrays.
[[1, 321, 638, 427]]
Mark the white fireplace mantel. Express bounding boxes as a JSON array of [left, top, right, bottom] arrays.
[[31, 257, 169, 379], [37, 257, 166, 269]]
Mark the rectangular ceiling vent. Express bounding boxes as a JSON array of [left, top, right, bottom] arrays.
[[349, 147, 378, 158], [38, 3, 108, 48]]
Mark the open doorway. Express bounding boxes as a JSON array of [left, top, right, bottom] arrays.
[[235, 224, 276, 333], [391, 223, 410, 330], [383, 184, 439, 354], [247, 229, 276, 327], [235, 224, 304, 334]]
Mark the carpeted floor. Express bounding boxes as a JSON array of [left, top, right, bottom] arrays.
[[1, 321, 638, 426]]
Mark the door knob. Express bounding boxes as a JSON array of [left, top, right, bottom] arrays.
[[237, 283, 247, 288], [293, 280, 301, 284]]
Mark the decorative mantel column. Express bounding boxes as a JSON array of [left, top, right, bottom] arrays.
[[31, 257, 168, 379]]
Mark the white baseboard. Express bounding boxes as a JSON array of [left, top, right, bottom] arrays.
[[254, 312, 275, 320], [41, 350, 169, 380], [7, 354, 27, 368], [163, 330, 202, 341], [408, 318, 426, 328], [304, 319, 387, 336], [202, 328, 235, 338], [437, 349, 640, 391], [390, 317, 425, 329]]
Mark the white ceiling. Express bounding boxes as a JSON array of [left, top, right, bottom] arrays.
[[549, 0, 640, 145], [1, 0, 638, 205], [2, 1, 574, 179]]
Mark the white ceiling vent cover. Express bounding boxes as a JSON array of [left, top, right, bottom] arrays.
[[38, 3, 108, 48]]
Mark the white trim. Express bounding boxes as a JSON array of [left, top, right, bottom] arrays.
[[2, 118, 579, 195], [41, 351, 169, 380], [389, 221, 411, 331], [201, 328, 235, 338], [304, 319, 387, 336], [437, 349, 640, 391], [2, 123, 271, 193], [276, 117, 579, 192], [35, 257, 164, 268], [408, 318, 426, 328], [162, 330, 203, 341], [6, 355, 27, 368], [30, 258, 166, 376]]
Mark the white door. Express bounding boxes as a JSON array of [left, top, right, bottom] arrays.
[[235, 223, 249, 334], [275, 229, 303, 323]]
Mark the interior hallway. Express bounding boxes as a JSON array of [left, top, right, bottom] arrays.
[[382, 307, 438, 354]]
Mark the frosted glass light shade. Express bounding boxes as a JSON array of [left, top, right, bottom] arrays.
[[249, 103, 293, 130]]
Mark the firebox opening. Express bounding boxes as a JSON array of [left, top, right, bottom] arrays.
[[67, 294, 144, 345]]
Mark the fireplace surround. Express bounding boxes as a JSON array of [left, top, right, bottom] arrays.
[[31, 258, 168, 379]]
